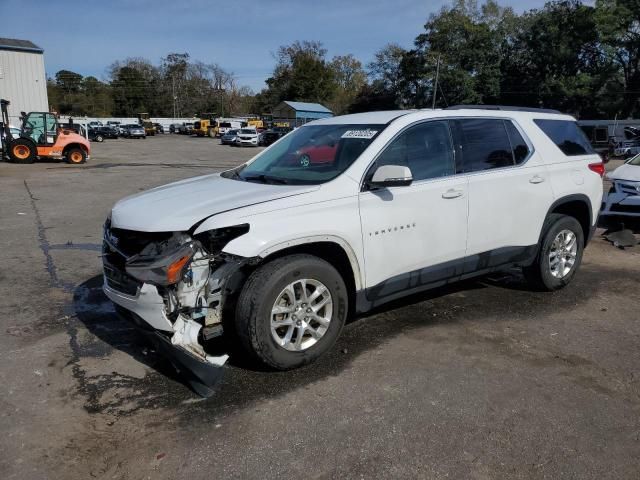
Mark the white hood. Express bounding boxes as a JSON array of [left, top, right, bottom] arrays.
[[608, 163, 640, 182], [111, 173, 317, 232]]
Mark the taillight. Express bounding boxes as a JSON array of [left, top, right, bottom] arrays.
[[588, 162, 605, 177]]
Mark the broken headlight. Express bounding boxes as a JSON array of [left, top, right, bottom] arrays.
[[125, 234, 196, 287]]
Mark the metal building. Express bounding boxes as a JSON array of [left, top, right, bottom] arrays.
[[0, 38, 48, 124], [272, 101, 333, 127]]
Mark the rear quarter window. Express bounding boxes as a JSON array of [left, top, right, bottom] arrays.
[[534, 119, 595, 156]]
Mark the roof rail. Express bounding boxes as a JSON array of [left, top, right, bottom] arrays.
[[445, 105, 562, 114]]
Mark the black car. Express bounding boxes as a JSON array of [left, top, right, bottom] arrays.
[[259, 127, 292, 146], [95, 126, 119, 139], [88, 128, 105, 142], [153, 123, 165, 134]]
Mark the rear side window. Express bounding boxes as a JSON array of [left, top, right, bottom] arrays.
[[534, 119, 595, 156], [456, 119, 514, 172], [504, 121, 530, 164]]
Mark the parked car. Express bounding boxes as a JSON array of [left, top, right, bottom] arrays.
[[95, 126, 119, 139], [220, 129, 240, 145], [88, 128, 105, 142], [102, 106, 603, 394], [259, 127, 291, 146], [153, 123, 165, 134], [237, 128, 259, 147], [88, 121, 103, 129], [0, 124, 21, 151], [600, 154, 640, 230], [122, 124, 146, 139], [169, 123, 182, 134], [178, 122, 194, 135], [106, 121, 121, 130]]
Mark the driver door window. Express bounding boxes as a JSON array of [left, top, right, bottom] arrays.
[[375, 121, 455, 181]]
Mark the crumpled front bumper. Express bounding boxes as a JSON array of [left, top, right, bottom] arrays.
[[103, 278, 228, 397], [114, 304, 225, 397]]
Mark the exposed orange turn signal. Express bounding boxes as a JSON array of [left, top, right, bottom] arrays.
[[166, 254, 192, 284]]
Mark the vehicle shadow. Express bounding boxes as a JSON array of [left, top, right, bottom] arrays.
[[72, 275, 188, 393], [71, 266, 587, 413]]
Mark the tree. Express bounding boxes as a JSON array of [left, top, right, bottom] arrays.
[[328, 55, 366, 114], [55, 70, 83, 94], [262, 41, 337, 109], [500, 0, 607, 116], [109, 58, 160, 116], [596, 0, 640, 117], [405, 0, 510, 108]]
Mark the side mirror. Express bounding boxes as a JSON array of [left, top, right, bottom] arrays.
[[368, 164, 413, 188]]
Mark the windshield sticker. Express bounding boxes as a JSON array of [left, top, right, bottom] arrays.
[[341, 129, 378, 139]]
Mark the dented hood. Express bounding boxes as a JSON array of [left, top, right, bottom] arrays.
[[111, 173, 317, 232], [608, 163, 640, 182]]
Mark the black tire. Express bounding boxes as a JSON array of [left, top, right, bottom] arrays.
[[65, 147, 86, 164], [523, 214, 584, 291], [236, 254, 348, 370], [8, 138, 36, 164]]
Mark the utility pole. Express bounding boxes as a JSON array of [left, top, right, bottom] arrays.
[[172, 75, 177, 119], [432, 54, 441, 110]]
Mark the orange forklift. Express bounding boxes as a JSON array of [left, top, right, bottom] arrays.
[[1, 99, 90, 164]]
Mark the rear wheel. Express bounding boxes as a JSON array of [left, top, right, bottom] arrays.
[[523, 214, 584, 291], [66, 147, 86, 164], [95, 134, 104, 142], [8, 139, 36, 164], [236, 254, 348, 370]]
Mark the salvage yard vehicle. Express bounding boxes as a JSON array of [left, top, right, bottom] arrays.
[[103, 106, 603, 395], [1, 99, 90, 164], [600, 154, 640, 231], [193, 113, 217, 137], [122, 124, 146, 139], [237, 128, 259, 147], [220, 128, 240, 145], [138, 113, 156, 136]]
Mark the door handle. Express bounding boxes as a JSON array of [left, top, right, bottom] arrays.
[[442, 189, 463, 199], [529, 175, 545, 184]]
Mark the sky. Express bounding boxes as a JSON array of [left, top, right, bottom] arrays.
[[2, 0, 550, 92]]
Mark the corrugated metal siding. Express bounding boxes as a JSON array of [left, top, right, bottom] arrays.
[[0, 50, 48, 123]]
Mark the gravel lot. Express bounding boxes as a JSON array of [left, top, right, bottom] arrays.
[[1, 134, 639, 479]]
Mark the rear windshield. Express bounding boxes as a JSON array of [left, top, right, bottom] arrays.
[[534, 119, 595, 156]]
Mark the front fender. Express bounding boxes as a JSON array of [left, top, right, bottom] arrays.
[[192, 196, 365, 290]]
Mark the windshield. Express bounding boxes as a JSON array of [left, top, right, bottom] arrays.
[[225, 123, 384, 185], [240, 129, 255, 134], [627, 154, 640, 166], [226, 130, 239, 135]]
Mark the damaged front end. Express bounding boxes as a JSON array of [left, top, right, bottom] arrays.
[[600, 179, 640, 231], [102, 218, 250, 396]]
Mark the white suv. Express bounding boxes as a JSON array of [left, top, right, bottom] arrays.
[[103, 106, 604, 389]]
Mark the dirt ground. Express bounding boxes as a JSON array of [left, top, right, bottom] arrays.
[[0, 134, 639, 480]]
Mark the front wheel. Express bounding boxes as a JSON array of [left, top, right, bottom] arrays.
[[8, 139, 36, 164], [523, 214, 584, 291], [95, 135, 104, 142], [235, 254, 348, 370], [66, 147, 86, 164]]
